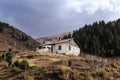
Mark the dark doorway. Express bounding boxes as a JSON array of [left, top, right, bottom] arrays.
[[51, 45, 53, 53]]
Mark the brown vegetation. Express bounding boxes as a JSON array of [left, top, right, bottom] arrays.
[[0, 22, 40, 51], [0, 52, 120, 80]]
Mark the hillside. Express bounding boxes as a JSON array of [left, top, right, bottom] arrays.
[[36, 32, 73, 44], [0, 21, 40, 51], [0, 52, 120, 80], [73, 19, 120, 57]]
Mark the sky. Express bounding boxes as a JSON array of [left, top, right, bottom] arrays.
[[0, 0, 120, 38]]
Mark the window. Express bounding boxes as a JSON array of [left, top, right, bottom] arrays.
[[38, 46, 42, 49], [58, 45, 62, 50], [69, 46, 71, 51]]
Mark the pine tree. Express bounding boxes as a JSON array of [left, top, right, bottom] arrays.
[[73, 19, 120, 57]]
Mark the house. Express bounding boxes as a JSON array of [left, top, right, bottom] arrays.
[[36, 45, 51, 53], [36, 38, 80, 56]]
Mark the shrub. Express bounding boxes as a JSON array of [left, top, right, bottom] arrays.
[[2, 54, 4, 60], [8, 48, 12, 52], [6, 48, 14, 66], [0, 56, 2, 62], [68, 59, 72, 67], [20, 59, 29, 70], [14, 60, 20, 67]]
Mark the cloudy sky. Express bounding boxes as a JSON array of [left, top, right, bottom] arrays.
[[0, 0, 120, 38]]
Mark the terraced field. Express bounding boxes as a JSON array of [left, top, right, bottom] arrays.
[[0, 52, 120, 80]]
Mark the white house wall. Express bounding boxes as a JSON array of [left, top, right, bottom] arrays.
[[36, 45, 51, 53], [66, 45, 80, 56], [36, 39, 80, 56], [53, 43, 68, 54], [65, 42, 80, 56], [36, 48, 49, 53], [52, 42, 80, 56]]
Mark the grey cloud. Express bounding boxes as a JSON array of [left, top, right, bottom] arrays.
[[0, 0, 120, 38]]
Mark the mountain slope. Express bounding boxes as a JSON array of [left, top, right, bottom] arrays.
[[36, 32, 73, 44], [0, 21, 40, 51], [73, 18, 120, 57], [0, 52, 120, 80]]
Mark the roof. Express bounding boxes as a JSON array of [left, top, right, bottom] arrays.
[[45, 38, 73, 45], [37, 38, 75, 47]]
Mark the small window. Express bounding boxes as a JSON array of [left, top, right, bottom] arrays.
[[69, 46, 71, 51], [38, 46, 42, 49], [58, 45, 62, 50]]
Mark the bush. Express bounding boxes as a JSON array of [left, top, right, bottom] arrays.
[[14, 60, 20, 67], [20, 59, 29, 70], [2, 54, 4, 60], [0, 56, 2, 62], [6, 48, 14, 66], [68, 59, 72, 67], [8, 48, 12, 52]]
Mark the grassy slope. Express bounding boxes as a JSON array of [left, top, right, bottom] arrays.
[[0, 23, 40, 51], [0, 52, 120, 80]]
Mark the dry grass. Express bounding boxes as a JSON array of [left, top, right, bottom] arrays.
[[13, 51, 71, 67], [0, 51, 120, 80]]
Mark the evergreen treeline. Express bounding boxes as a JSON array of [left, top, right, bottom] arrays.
[[62, 33, 72, 40], [73, 19, 120, 57]]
